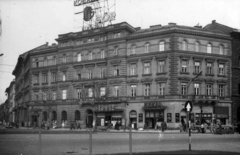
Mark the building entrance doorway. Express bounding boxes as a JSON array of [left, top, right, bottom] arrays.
[[145, 110, 164, 129], [86, 109, 93, 128]]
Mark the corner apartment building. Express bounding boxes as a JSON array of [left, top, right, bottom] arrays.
[[13, 22, 232, 128]]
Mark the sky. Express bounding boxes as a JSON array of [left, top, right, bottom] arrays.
[[0, 0, 240, 104]]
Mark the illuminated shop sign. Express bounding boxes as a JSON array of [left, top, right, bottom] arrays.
[[74, 0, 99, 6], [144, 101, 163, 109]]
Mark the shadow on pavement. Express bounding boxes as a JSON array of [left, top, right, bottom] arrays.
[[96, 150, 240, 155]]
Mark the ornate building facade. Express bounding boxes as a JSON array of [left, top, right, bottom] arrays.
[[13, 22, 233, 128], [4, 80, 16, 123]]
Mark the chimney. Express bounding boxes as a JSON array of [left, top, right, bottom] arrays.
[[212, 20, 216, 24], [168, 23, 177, 26]]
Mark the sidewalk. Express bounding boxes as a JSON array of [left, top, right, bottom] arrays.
[[0, 125, 215, 134]]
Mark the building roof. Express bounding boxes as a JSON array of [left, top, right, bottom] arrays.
[[203, 20, 239, 34]]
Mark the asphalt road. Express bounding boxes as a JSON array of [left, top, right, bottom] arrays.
[[0, 132, 240, 155]]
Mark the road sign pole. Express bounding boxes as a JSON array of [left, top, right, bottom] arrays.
[[129, 127, 132, 155], [89, 128, 92, 155], [188, 112, 191, 151]]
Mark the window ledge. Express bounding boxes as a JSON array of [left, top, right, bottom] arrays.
[[156, 72, 167, 75], [205, 74, 214, 76], [128, 75, 138, 77], [142, 73, 152, 77], [180, 72, 190, 75], [217, 74, 226, 77]]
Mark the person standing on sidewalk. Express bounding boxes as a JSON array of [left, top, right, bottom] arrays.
[[201, 123, 205, 133]]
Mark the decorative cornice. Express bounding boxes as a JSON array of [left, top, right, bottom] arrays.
[[155, 77, 168, 82], [217, 58, 229, 63], [180, 55, 191, 60], [140, 78, 153, 83], [140, 56, 153, 62], [192, 56, 204, 61], [205, 57, 215, 62]]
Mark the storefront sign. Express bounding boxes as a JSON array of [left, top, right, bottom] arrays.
[[95, 104, 115, 112], [144, 101, 163, 109], [74, 0, 99, 6], [139, 113, 143, 123]]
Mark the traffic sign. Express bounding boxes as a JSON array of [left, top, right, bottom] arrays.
[[185, 100, 193, 112]]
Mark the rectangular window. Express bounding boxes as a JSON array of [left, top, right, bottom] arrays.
[[145, 44, 149, 53], [88, 52, 92, 60], [130, 64, 136, 76], [100, 87, 106, 97], [194, 83, 200, 95], [159, 83, 165, 95], [52, 91, 57, 100], [158, 61, 165, 73], [88, 88, 93, 97], [131, 46, 136, 55], [206, 84, 212, 96], [144, 84, 150, 96], [88, 70, 93, 79], [175, 113, 180, 123], [114, 47, 118, 55], [207, 63, 212, 74], [42, 91, 47, 100], [181, 60, 187, 72], [77, 53, 82, 62], [181, 83, 187, 95], [77, 89, 82, 99], [35, 93, 39, 101], [114, 86, 119, 97], [63, 72, 66, 81], [131, 85, 137, 97], [159, 42, 164, 51], [62, 90, 67, 100], [78, 74, 81, 80], [113, 66, 119, 76], [101, 50, 105, 59], [219, 85, 224, 97], [100, 68, 105, 78], [143, 63, 150, 74], [194, 62, 200, 73], [42, 73, 48, 83], [51, 72, 56, 82], [33, 74, 39, 84], [63, 55, 66, 63], [219, 64, 224, 75]]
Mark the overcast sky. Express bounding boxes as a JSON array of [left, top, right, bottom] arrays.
[[0, 0, 240, 104]]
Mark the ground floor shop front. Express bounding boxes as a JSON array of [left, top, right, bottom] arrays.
[[15, 100, 232, 129]]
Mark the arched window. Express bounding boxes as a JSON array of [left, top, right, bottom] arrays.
[[182, 41, 187, 51], [159, 41, 165, 52], [42, 111, 47, 122], [195, 42, 200, 52], [62, 111, 67, 121], [52, 111, 57, 121], [77, 53, 82, 62], [219, 45, 224, 55], [75, 110, 81, 120], [207, 43, 212, 53]]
